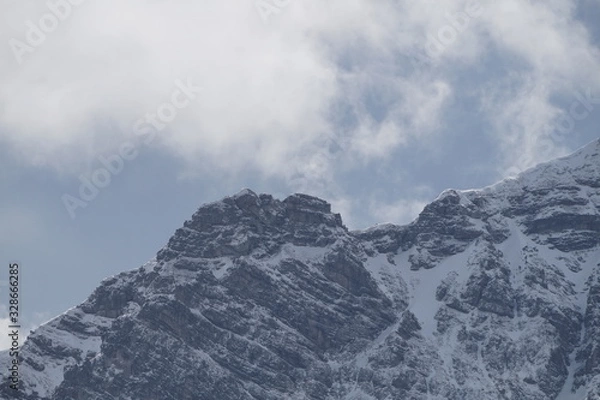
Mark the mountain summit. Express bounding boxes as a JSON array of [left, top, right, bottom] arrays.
[[2, 139, 600, 400]]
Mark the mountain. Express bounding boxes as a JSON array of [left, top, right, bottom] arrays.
[[2, 139, 600, 400]]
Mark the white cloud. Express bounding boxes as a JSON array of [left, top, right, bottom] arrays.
[[0, 0, 457, 180], [477, 0, 600, 174], [0, 0, 598, 189]]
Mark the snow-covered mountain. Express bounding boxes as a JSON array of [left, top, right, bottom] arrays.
[[2, 139, 600, 399]]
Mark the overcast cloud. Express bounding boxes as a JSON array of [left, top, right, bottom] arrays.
[[2, 0, 597, 185]]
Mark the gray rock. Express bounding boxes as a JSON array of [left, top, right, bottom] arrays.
[[3, 139, 600, 400]]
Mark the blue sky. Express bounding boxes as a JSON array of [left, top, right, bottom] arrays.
[[0, 0, 599, 348]]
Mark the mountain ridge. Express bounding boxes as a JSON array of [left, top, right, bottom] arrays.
[[2, 138, 600, 400]]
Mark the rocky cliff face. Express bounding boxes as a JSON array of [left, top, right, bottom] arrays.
[[2, 139, 600, 400]]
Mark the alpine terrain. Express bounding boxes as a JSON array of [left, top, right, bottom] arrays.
[[2, 138, 600, 400]]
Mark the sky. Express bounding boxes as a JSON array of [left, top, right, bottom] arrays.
[[0, 0, 599, 349]]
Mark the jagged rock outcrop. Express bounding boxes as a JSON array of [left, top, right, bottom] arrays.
[[1, 138, 599, 400]]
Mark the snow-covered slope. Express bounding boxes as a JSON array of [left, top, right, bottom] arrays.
[[2, 138, 599, 400]]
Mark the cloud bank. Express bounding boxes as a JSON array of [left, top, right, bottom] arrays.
[[1, 0, 599, 212]]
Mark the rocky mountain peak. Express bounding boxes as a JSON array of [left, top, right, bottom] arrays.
[[2, 139, 600, 400], [156, 189, 345, 262]]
